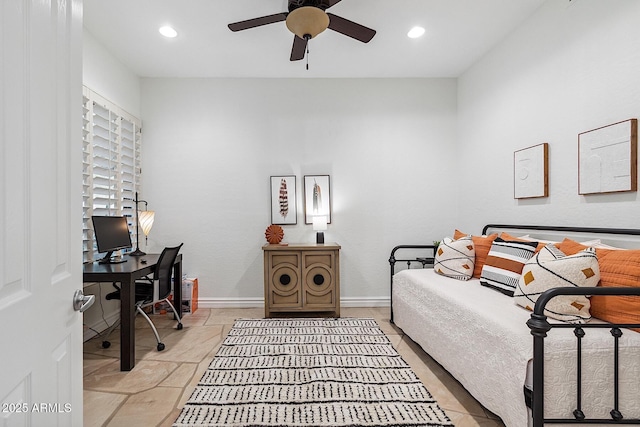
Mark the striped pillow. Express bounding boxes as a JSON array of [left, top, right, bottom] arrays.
[[434, 236, 475, 281], [480, 238, 538, 296], [514, 245, 600, 323]]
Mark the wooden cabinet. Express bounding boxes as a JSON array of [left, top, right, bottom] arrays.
[[263, 243, 340, 318]]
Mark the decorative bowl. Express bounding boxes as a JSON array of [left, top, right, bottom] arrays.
[[265, 224, 284, 244]]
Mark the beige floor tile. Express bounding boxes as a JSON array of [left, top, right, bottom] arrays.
[[83, 336, 122, 359], [340, 307, 377, 318], [375, 317, 404, 336], [369, 305, 391, 319], [84, 359, 178, 394], [446, 410, 506, 426], [141, 325, 224, 363], [106, 387, 182, 427], [205, 307, 264, 324], [83, 390, 127, 427], [180, 309, 211, 327], [83, 355, 118, 377]]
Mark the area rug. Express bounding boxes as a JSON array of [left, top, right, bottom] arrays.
[[173, 317, 453, 427]]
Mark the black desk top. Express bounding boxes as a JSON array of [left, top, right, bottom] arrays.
[[82, 253, 182, 281]]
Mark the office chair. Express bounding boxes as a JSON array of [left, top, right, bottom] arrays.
[[102, 243, 184, 351]]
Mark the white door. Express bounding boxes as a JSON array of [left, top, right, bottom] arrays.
[[1, 0, 83, 426]]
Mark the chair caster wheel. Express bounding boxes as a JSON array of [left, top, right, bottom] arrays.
[[157, 342, 165, 351], [102, 341, 111, 349], [177, 323, 183, 330]]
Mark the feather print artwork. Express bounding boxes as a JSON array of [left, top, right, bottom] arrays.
[[313, 180, 322, 214], [279, 179, 289, 219]]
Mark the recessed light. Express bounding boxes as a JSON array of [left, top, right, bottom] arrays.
[[159, 25, 178, 38], [407, 26, 425, 39]]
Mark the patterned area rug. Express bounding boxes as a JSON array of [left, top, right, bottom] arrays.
[[174, 318, 453, 427]]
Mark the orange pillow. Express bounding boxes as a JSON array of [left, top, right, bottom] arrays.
[[556, 238, 588, 255], [590, 247, 640, 328], [500, 231, 526, 241], [500, 232, 545, 252], [453, 229, 498, 278]]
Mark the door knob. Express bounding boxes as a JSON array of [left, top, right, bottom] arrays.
[[73, 289, 95, 312]]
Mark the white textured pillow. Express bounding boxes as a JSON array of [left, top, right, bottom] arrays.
[[579, 239, 601, 246], [434, 236, 475, 281], [514, 245, 600, 323]]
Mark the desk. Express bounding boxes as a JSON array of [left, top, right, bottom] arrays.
[[83, 254, 183, 371]]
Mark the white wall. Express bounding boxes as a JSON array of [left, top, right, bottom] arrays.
[[140, 78, 458, 305], [84, 0, 640, 312], [82, 29, 141, 117], [457, 0, 640, 233]]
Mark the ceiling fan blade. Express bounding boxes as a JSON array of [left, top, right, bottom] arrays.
[[290, 35, 308, 61], [326, 13, 376, 43], [228, 13, 287, 32], [319, 0, 342, 9]]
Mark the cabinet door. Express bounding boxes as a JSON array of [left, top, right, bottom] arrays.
[[267, 252, 302, 309], [302, 251, 337, 309]]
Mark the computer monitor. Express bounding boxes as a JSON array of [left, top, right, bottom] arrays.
[[91, 216, 133, 264]]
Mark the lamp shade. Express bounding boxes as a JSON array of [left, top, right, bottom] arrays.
[[312, 215, 327, 231], [138, 210, 155, 236], [286, 6, 330, 39]]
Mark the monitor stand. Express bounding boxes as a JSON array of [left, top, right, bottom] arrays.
[[98, 251, 127, 264]]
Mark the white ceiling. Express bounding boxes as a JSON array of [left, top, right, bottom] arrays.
[[83, 0, 546, 79]]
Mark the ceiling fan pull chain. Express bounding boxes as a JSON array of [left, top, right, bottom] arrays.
[[306, 40, 310, 70]]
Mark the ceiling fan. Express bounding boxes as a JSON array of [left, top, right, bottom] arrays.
[[228, 0, 376, 61]]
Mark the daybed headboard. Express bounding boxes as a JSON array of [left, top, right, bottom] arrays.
[[388, 224, 640, 323], [482, 224, 640, 249]]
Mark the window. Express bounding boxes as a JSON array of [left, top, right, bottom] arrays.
[[82, 87, 142, 262]]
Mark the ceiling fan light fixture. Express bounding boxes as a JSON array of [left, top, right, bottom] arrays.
[[407, 26, 425, 39], [159, 25, 178, 38], [286, 6, 330, 39]]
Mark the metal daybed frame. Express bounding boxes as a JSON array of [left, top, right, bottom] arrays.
[[389, 224, 640, 427]]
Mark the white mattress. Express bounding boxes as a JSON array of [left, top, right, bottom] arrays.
[[392, 268, 640, 427]]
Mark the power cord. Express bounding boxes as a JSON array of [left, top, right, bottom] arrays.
[[82, 282, 117, 342]]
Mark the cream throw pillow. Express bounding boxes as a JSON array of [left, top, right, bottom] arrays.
[[434, 236, 475, 281], [514, 245, 600, 323]]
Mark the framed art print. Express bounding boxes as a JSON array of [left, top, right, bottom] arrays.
[[304, 175, 331, 224], [578, 119, 637, 195], [270, 176, 297, 225], [514, 143, 549, 199]]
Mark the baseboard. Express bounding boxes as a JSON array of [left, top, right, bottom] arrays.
[[197, 297, 264, 309], [197, 296, 390, 309], [340, 296, 390, 307]]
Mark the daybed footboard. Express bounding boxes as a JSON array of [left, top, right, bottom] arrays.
[[388, 244, 436, 324], [528, 287, 640, 426]]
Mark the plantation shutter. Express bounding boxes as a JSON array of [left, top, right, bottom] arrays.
[[82, 87, 142, 262]]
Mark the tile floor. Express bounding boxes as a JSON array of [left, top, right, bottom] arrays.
[[83, 307, 505, 427]]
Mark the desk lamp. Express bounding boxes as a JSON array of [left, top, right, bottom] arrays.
[[139, 210, 155, 248], [313, 215, 327, 244], [128, 192, 152, 256]]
